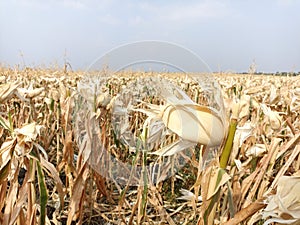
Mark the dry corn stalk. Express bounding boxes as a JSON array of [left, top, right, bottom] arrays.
[[2, 67, 300, 224]]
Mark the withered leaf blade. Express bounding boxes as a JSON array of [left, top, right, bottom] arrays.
[[262, 175, 300, 224]]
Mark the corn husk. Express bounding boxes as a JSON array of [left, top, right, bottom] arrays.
[[96, 92, 111, 108], [0, 81, 21, 102], [245, 144, 267, 158], [161, 103, 225, 146], [135, 85, 226, 156], [290, 88, 300, 113], [262, 175, 300, 225], [14, 122, 44, 157], [14, 122, 43, 142], [261, 104, 282, 130], [0, 75, 6, 83], [177, 188, 202, 202], [17, 83, 44, 99]]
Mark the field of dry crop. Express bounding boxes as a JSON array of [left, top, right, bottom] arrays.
[[0, 66, 300, 225]]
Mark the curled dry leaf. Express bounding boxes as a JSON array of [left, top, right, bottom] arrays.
[[245, 144, 266, 158], [0, 81, 21, 102], [290, 88, 300, 113], [262, 175, 300, 225], [177, 188, 202, 202], [67, 164, 89, 225], [261, 104, 282, 130], [229, 97, 250, 121], [14, 122, 43, 157], [106, 95, 117, 110], [17, 83, 44, 99], [245, 85, 263, 95], [0, 75, 6, 82], [96, 92, 111, 108], [50, 90, 60, 102], [238, 95, 251, 119], [0, 139, 15, 173], [206, 167, 231, 200], [59, 81, 67, 101], [231, 121, 254, 161], [235, 122, 253, 147], [269, 84, 280, 105], [14, 122, 43, 142], [140, 116, 166, 150]]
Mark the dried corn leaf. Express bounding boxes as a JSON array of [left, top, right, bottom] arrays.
[[14, 122, 43, 142], [17, 83, 44, 99], [262, 175, 300, 225], [0, 75, 5, 82], [67, 164, 89, 225], [261, 104, 282, 130], [207, 168, 231, 200], [150, 139, 195, 156], [0, 81, 20, 102], [177, 188, 203, 202], [246, 144, 266, 157]]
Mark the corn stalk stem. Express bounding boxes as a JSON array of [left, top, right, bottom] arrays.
[[220, 118, 237, 169], [201, 119, 238, 224]]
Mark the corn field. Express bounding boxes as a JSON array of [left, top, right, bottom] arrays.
[[0, 66, 300, 225]]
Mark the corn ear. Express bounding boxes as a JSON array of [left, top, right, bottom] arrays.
[[161, 103, 226, 147]]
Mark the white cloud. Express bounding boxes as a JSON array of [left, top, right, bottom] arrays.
[[128, 15, 144, 26], [97, 13, 121, 25], [277, 0, 298, 6], [133, 1, 234, 24], [61, 0, 88, 10], [166, 1, 231, 22]]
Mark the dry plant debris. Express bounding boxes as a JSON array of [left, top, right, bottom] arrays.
[[0, 66, 299, 225]]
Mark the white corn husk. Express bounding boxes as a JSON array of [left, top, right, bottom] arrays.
[[0, 76, 6, 83], [238, 95, 251, 119], [262, 175, 300, 225], [261, 104, 282, 130], [135, 86, 226, 156], [177, 188, 202, 202], [77, 76, 108, 110], [234, 159, 243, 171], [160, 103, 225, 146], [235, 122, 253, 147], [14, 122, 43, 142], [140, 116, 166, 149], [0, 81, 21, 102], [269, 84, 280, 105], [14, 122, 44, 157], [290, 88, 300, 113], [17, 82, 44, 99], [150, 139, 195, 156], [245, 144, 266, 157], [96, 92, 111, 108]]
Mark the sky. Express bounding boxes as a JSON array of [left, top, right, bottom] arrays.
[[0, 0, 300, 73]]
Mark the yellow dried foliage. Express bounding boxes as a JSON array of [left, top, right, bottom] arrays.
[[0, 67, 300, 225]]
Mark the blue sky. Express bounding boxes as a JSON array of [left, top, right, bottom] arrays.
[[0, 0, 299, 72]]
